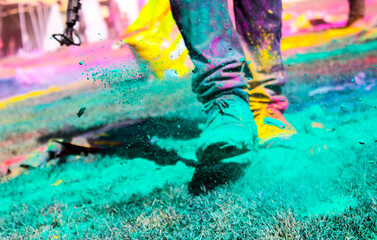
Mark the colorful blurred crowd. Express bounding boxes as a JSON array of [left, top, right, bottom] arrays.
[[0, 0, 375, 59]]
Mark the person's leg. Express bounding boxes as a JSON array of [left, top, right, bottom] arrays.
[[123, 0, 192, 78], [170, 0, 257, 162], [347, 0, 365, 27], [234, 0, 296, 147], [170, 0, 250, 103]]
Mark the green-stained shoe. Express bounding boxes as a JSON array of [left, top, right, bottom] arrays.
[[196, 94, 257, 164]]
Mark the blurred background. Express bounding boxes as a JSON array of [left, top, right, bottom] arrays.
[[0, 0, 146, 99], [0, 0, 143, 57], [1, 0, 377, 99]]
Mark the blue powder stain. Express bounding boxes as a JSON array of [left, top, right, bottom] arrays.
[[263, 117, 286, 129]]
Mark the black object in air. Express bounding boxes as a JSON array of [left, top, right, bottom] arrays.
[[52, 0, 82, 46], [77, 107, 86, 118]]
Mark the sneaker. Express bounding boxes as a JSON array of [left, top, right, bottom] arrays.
[[252, 105, 297, 148], [248, 83, 297, 148], [196, 94, 257, 164]]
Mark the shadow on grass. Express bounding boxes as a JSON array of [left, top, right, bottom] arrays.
[[39, 116, 202, 167], [188, 162, 249, 195], [34, 115, 251, 196], [38, 116, 202, 144]]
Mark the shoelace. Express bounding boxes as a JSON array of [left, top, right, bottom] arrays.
[[266, 107, 282, 118], [201, 98, 230, 114]]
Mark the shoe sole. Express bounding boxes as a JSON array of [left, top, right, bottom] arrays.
[[196, 141, 250, 165], [258, 133, 299, 149]]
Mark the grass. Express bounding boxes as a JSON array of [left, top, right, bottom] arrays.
[[1, 155, 377, 239], [1, 38, 377, 238], [1, 85, 377, 238]]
